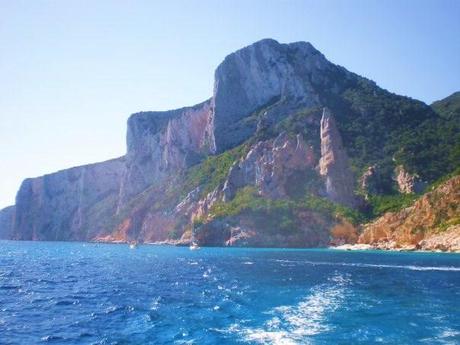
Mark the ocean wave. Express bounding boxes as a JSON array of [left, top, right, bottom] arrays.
[[55, 300, 79, 306], [272, 259, 460, 272], [0, 285, 21, 290], [41, 335, 64, 342]]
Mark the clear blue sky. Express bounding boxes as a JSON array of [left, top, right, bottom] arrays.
[[1, 0, 459, 208]]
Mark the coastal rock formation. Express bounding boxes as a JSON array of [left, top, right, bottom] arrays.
[[193, 208, 334, 248], [319, 109, 357, 207], [13, 158, 125, 241], [211, 39, 348, 152], [223, 132, 316, 201], [395, 165, 425, 194], [358, 176, 460, 252], [360, 165, 380, 199], [1, 38, 458, 251], [0, 206, 15, 239], [418, 225, 460, 252], [117, 100, 214, 206]]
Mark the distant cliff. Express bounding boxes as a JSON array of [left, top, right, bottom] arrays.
[[0, 206, 14, 239], [0, 39, 458, 250], [13, 158, 124, 241]]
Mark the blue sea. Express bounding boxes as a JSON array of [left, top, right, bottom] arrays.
[[0, 241, 459, 345]]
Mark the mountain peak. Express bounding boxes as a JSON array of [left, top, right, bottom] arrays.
[[211, 39, 339, 152]]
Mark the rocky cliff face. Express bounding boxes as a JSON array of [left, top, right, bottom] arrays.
[[0, 206, 15, 239], [358, 175, 460, 252], [118, 100, 214, 207], [2, 39, 458, 250], [394, 165, 425, 194], [183, 121, 359, 247], [223, 132, 316, 201], [13, 158, 124, 241], [319, 108, 357, 208], [211, 39, 350, 152], [193, 208, 335, 248]]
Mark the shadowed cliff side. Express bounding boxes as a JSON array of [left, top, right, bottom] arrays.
[[0, 206, 15, 239]]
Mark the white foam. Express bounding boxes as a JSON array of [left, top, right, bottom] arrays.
[[227, 274, 349, 344], [273, 259, 460, 272]]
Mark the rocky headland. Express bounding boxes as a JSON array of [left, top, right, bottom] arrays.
[[1, 39, 459, 252]]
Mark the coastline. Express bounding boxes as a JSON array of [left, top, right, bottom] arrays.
[[89, 238, 460, 253], [331, 243, 460, 254]]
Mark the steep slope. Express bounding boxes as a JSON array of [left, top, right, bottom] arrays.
[[117, 100, 214, 206], [0, 206, 14, 239], [1, 39, 458, 249], [432, 91, 460, 119], [358, 175, 460, 252], [211, 39, 344, 152], [13, 158, 125, 241]]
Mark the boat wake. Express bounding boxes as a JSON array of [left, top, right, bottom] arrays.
[[225, 274, 349, 345], [273, 259, 460, 272]]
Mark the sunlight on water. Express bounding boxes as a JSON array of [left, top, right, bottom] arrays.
[[0, 241, 459, 344]]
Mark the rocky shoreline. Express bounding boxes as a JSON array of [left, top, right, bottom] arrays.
[[331, 242, 460, 253], [89, 237, 460, 253]]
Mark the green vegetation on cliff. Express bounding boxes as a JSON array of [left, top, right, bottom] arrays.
[[335, 79, 456, 184], [182, 144, 249, 197], [368, 193, 418, 217], [207, 186, 363, 227], [432, 91, 460, 119], [188, 89, 460, 235]]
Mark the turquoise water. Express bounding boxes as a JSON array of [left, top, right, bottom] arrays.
[[0, 241, 459, 344]]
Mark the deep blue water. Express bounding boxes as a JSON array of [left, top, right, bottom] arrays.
[[0, 241, 459, 345]]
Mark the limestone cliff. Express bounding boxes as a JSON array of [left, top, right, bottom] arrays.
[[193, 208, 335, 248], [211, 39, 351, 152], [319, 108, 357, 208], [13, 158, 125, 241], [394, 165, 426, 194], [223, 132, 316, 201], [117, 100, 214, 207], [2, 39, 458, 250], [183, 129, 357, 248], [358, 175, 460, 252], [0, 206, 15, 239]]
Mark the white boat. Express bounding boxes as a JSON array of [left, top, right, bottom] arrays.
[[189, 242, 200, 250]]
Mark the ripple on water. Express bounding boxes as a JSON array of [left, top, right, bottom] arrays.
[[0, 284, 21, 290], [0, 242, 458, 344], [41, 335, 64, 342]]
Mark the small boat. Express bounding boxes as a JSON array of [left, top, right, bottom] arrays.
[[129, 241, 138, 249], [189, 242, 200, 251]]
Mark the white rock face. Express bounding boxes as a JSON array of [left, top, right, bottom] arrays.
[[118, 100, 214, 207], [0, 206, 15, 239], [419, 225, 460, 252], [223, 132, 316, 201], [211, 39, 346, 152], [319, 108, 357, 207], [6, 39, 362, 242], [13, 157, 125, 241], [360, 165, 377, 200], [395, 165, 425, 194]]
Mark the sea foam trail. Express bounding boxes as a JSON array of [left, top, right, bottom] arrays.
[[273, 260, 460, 272], [229, 274, 349, 345]]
